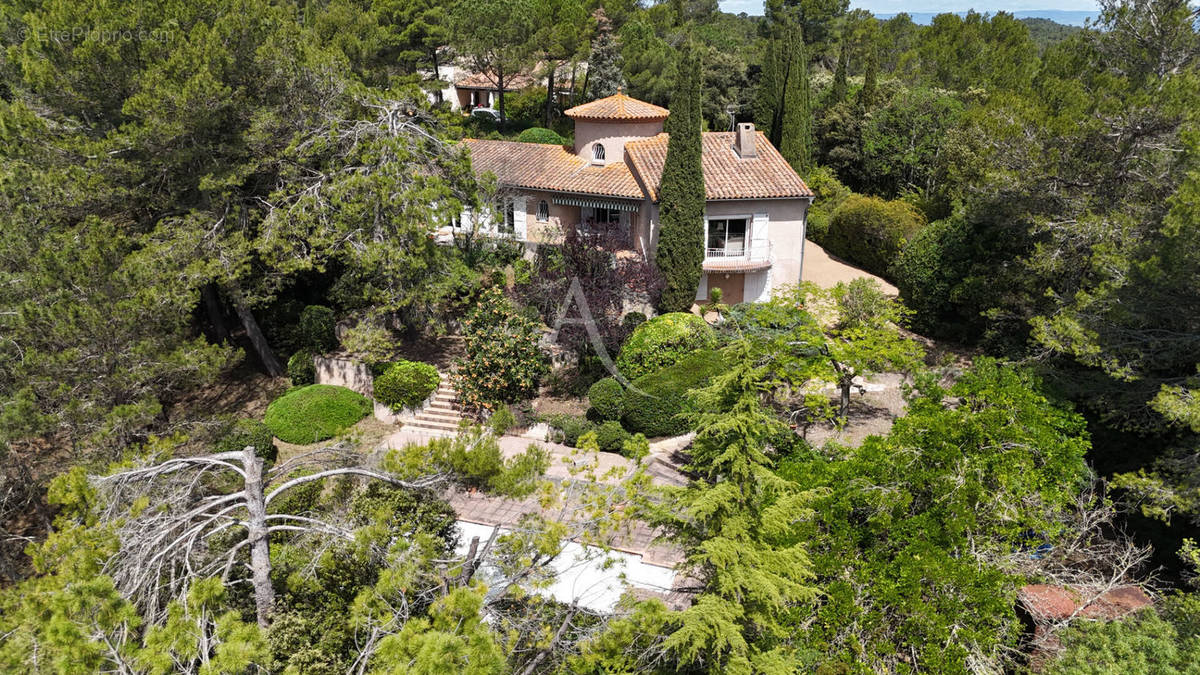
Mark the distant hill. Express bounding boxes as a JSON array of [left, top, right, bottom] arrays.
[[1021, 17, 1084, 49], [874, 10, 1096, 26]]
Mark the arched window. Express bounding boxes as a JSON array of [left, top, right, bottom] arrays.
[[537, 200, 549, 222], [592, 143, 606, 162]]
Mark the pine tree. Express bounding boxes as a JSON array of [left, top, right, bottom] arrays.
[[830, 38, 849, 104], [655, 46, 706, 313], [755, 15, 813, 171], [587, 9, 624, 100], [658, 342, 819, 673]]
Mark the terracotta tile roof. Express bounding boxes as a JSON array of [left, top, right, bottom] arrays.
[[626, 131, 814, 201], [464, 139, 644, 199], [565, 92, 670, 121], [455, 71, 537, 91]]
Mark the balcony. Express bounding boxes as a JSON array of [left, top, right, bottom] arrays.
[[703, 242, 773, 272]]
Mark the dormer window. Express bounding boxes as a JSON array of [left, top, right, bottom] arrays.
[[592, 143, 606, 162]]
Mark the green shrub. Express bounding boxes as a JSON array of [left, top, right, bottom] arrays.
[[803, 165, 852, 245], [216, 418, 277, 462], [621, 433, 650, 461], [824, 194, 926, 279], [454, 287, 549, 410], [622, 349, 727, 437], [594, 420, 631, 453], [891, 214, 973, 337], [587, 378, 624, 421], [516, 127, 568, 145], [287, 350, 316, 386], [616, 312, 716, 380], [373, 360, 440, 411], [504, 87, 549, 126], [489, 405, 517, 435], [621, 311, 647, 333], [264, 385, 372, 444], [543, 413, 592, 447], [299, 305, 338, 352]]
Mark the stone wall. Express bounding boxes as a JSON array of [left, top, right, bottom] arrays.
[[313, 356, 373, 397]]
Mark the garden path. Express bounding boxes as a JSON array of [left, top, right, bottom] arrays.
[[801, 240, 899, 294]]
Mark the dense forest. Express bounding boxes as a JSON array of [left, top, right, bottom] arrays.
[[1, 0, 1198, 672]]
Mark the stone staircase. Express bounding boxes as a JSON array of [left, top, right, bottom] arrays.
[[402, 372, 466, 436]]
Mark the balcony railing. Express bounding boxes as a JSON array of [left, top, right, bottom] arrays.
[[705, 242, 772, 261], [703, 242, 773, 272]]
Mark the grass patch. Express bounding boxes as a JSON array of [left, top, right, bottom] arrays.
[[264, 384, 372, 445]]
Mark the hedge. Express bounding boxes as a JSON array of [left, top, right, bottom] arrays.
[[616, 312, 716, 380], [374, 360, 440, 411], [823, 194, 926, 279], [287, 350, 315, 386], [216, 418, 277, 462], [264, 385, 372, 444], [516, 127, 569, 145], [587, 378, 624, 421], [621, 349, 727, 437]]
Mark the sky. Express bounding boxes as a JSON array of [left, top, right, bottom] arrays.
[[718, 0, 1101, 15]]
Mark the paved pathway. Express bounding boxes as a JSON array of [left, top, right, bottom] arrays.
[[802, 240, 899, 295]]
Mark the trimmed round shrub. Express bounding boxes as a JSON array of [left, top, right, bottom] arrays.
[[374, 360, 440, 411], [587, 378, 624, 421], [287, 350, 316, 386], [616, 312, 717, 381], [264, 385, 372, 445], [621, 311, 647, 333], [622, 350, 727, 437], [824, 194, 926, 279], [299, 305, 338, 352], [594, 420, 631, 453], [216, 418, 277, 462], [517, 126, 569, 145]]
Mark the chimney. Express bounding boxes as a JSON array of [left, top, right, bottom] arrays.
[[734, 122, 757, 159]]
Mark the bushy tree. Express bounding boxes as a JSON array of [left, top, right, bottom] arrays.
[[824, 194, 926, 278], [454, 287, 548, 410]]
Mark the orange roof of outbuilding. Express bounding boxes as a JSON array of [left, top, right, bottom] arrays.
[[564, 92, 670, 121]]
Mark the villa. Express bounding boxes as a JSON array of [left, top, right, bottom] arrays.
[[461, 92, 813, 304]]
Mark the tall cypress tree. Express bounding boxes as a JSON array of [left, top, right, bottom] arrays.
[[777, 23, 813, 172], [858, 45, 878, 111], [655, 46, 706, 313], [830, 38, 849, 104], [755, 14, 813, 171]]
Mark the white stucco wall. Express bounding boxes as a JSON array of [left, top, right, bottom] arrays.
[[573, 119, 665, 164], [701, 198, 810, 299], [455, 521, 676, 614]]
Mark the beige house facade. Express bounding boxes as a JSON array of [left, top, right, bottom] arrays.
[[461, 93, 813, 304]]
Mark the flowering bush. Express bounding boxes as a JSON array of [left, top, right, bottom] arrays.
[[454, 287, 548, 410]]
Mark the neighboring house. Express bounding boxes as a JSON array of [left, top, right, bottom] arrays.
[[428, 62, 579, 112], [459, 92, 813, 305]]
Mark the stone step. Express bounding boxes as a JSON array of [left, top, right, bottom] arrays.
[[404, 418, 462, 433], [428, 400, 459, 411], [420, 409, 463, 421]]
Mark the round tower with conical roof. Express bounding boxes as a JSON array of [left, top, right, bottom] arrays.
[[564, 91, 669, 167]]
